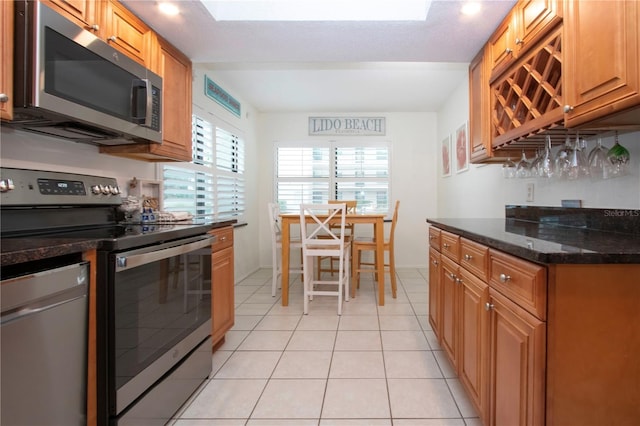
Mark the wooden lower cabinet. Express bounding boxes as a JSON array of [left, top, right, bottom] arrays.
[[458, 268, 489, 423], [488, 289, 546, 426], [428, 247, 441, 338], [545, 264, 640, 426], [211, 228, 234, 347], [440, 255, 459, 368], [429, 226, 545, 425], [428, 226, 640, 425]]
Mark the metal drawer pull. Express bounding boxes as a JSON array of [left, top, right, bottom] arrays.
[[485, 302, 494, 311], [499, 273, 511, 283], [463, 254, 473, 261]]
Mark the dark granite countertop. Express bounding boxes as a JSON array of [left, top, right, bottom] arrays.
[[427, 213, 640, 265], [1, 220, 236, 267]]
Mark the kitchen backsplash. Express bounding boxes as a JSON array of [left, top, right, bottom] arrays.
[[506, 205, 640, 235]]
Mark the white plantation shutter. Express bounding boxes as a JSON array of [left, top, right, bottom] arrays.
[[161, 115, 245, 220], [162, 166, 214, 218], [275, 142, 390, 214], [334, 144, 389, 213], [192, 116, 214, 167], [276, 146, 331, 212], [215, 128, 245, 219]]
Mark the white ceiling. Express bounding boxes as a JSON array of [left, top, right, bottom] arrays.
[[122, 0, 515, 112]]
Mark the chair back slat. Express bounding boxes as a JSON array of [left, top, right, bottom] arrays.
[[300, 203, 347, 246]]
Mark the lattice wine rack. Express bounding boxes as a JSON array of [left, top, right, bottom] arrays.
[[491, 24, 565, 149]]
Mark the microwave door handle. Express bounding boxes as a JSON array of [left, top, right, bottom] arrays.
[[115, 236, 214, 271], [131, 79, 152, 126]]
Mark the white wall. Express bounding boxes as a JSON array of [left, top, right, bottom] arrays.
[[436, 78, 640, 218], [255, 112, 438, 269]]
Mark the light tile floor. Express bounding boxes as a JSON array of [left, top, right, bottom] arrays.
[[171, 268, 481, 426]]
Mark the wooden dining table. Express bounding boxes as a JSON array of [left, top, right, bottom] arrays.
[[279, 212, 388, 306]]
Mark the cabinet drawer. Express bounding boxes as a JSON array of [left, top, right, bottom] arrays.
[[440, 231, 460, 262], [428, 227, 441, 250], [489, 250, 546, 320], [210, 226, 233, 251], [460, 238, 489, 282]]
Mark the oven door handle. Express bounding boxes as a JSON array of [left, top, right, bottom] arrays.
[[115, 235, 214, 271]]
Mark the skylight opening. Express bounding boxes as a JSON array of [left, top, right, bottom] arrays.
[[202, 0, 432, 22]]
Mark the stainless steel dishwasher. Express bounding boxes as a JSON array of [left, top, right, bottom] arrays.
[[0, 261, 89, 426]]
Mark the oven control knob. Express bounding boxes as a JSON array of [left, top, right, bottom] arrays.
[[0, 178, 15, 192], [110, 186, 120, 195], [91, 185, 102, 195], [101, 185, 111, 195]]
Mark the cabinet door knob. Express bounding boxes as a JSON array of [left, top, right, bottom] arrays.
[[449, 273, 456, 280], [108, 35, 117, 42], [564, 105, 574, 113], [0, 93, 8, 103], [455, 277, 463, 285], [464, 254, 473, 261], [432, 260, 439, 266], [515, 38, 523, 45], [443, 243, 450, 249], [505, 47, 513, 54], [499, 273, 511, 283], [88, 24, 100, 31], [485, 302, 494, 311]]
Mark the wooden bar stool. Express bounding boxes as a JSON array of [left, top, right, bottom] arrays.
[[351, 200, 399, 299]]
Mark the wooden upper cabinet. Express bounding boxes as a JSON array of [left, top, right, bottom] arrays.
[[487, 13, 517, 80], [100, 0, 153, 67], [514, 0, 561, 52], [1, 0, 13, 121], [488, 0, 560, 82], [151, 36, 193, 161], [563, 0, 640, 128], [469, 47, 491, 163], [44, 0, 99, 32]]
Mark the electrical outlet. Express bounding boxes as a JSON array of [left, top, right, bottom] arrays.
[[526, 183, 534, 202]]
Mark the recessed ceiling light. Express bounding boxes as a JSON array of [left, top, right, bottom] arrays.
[[203, 0, 432, 21], [461, 2, 481, 16], [158, 2, 180, 16]]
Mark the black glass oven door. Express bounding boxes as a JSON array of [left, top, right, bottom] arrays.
[[109, 235, 213, 415]]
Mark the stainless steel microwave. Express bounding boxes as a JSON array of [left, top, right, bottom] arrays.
[[9, 1, 162, 145]]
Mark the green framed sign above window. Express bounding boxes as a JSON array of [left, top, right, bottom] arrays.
[[205, 75, 241, 117]]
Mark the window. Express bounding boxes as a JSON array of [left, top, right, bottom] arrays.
[[161, 115, 245, 221], [275, 141, 390, 214]]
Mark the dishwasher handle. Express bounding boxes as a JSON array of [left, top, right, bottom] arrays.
[[116, 235, 214, 271], [0, 284, 87, 325], [0, 262, 89, 315]]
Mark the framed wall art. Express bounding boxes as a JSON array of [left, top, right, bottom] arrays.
[[441, 135, 451, 177], [455, 122, 469, 173]]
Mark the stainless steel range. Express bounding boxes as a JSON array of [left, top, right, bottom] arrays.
[[0, 168, 213, 426]]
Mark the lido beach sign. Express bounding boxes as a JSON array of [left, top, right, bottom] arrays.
[[309, 117, 386, 136]]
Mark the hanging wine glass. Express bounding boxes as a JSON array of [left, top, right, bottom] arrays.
[[588, 137, 611, 179], [554, 134, 572, 179], [502, 157, 516, 179], [566, 136, 589, 180], [515, 150, 531, 178], [538, 135, 554, 178], [607, 131, 630, 177], [530, 148, 542, 177]]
